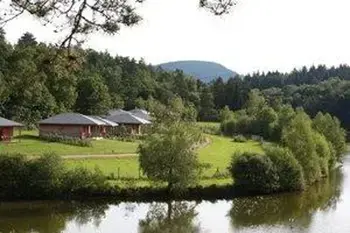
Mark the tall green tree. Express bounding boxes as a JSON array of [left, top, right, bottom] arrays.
[[139, 123, 201, 191], [282, 110, 322, 184], [313, 112, 346, 162], [198, 86, 217, 121], [75, 74, 112, 115], [17, 32, 37, 47]]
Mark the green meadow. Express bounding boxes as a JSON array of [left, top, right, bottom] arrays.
[[1, 127, 263, 187], [65, 135, 263, 180], [0, 130, 138, 156]]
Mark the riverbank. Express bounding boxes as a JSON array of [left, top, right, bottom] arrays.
[[0, 161, 346, 233]]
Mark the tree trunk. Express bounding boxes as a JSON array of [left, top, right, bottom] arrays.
[[167, 200, 173, 222]]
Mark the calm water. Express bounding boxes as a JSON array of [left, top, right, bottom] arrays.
[[1, 156, 350, 233]]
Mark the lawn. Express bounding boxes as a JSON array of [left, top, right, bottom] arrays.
[[198, 135, 263, 175], [2, 128, 263, 186], [0, 130, 138, 156], [65, 134, 263, 179]]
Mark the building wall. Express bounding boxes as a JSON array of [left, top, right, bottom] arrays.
[[39, 124, 86, 138], [117, 124, 141, 135], [39, 124, 108, 139], [91, 125, 106, 138], [0, 127, 14, 141]]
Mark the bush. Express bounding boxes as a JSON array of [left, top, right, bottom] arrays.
[[0, 154, 30, 199], [220, 119, 237, 136], [27, 153, 65, 196], [40, 134, 92, 147], [232, 134, 247, 143], [61, 167, 107, 194], [264, 146, 305, 191], [229, 152, 279, 194], [0, 153, 108, 200], [197, 123, 220, 135]]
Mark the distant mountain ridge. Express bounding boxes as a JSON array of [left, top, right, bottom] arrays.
[[158, 60, 237, 82]]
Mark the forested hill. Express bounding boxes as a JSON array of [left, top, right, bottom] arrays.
[[2, 30, 350, 131], [158, 60, 237, 82]]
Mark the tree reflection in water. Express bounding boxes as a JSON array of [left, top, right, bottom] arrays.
[[229, 168, 343, 231], [139, 201, 201, 233], [0, 201, 109, 233]]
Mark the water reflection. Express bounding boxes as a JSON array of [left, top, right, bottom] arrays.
[[0, 160, 347, 233], [0, 201, 108, 233], [139, 201, 201, 233], [229, 168, 343, 231]]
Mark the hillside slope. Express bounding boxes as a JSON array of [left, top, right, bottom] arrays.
[[158, 60, 236, 82]]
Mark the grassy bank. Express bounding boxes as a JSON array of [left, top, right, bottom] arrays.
[[0, 130, 138, 155], [1, 128, 263, 188], [65, 135, 263, 185]]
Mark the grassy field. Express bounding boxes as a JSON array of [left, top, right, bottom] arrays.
[[65, 135, 263, 179], [1, 127, 263, 187], [0, 130, 138, 155]]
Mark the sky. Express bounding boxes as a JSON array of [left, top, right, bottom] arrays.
[[3, 0, 350, 74]]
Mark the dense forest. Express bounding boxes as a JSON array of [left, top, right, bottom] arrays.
[[1, 29, 350, 131]]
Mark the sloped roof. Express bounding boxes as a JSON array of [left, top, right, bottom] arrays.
[[108, 109, 128, 116], [106, 112, 151, 125], [89, 116, 118, 127], [128, 109, 151, 121], [0, 117, 23, 127], [39, 113, 107, 125]]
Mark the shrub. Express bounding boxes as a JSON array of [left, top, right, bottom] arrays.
[[229, 152, 279, 194], [0, 154, 30, 199], [197, 123, 220, 135], [0, 152, 108, 200], [40, 134, 92, 147], [220, 119, 237, 136], [61, 167, 108, 193], [264, 146, 305, 191], [232, 134, 247, 143], [27, 153, 65, 196]]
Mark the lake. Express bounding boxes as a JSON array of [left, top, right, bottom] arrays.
[[1, 156, 349, 233]]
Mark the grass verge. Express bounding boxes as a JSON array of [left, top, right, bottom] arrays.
[[0, 130, 138, 155]]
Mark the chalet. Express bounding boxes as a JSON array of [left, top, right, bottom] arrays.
[[128, 108, 151, 121], [0, 117, 23, 141], [39, 113, 117, 139], [108, 109, 128, 116], [89, 116, 118, 136], [106, 112, 151, 135]]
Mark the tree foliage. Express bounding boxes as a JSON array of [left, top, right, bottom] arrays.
[[282, 110, 322, 184], [263, 146, 305, 191], [2, 30, 350, 137], [313, 112, 346, 162], [138, 123, 202, 191], [229, 152, 279, 194]]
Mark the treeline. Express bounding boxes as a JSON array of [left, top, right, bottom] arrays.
[[2, 30, 350, 130], [209, 72, 350, 130], [0, 30, 201, 127]]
